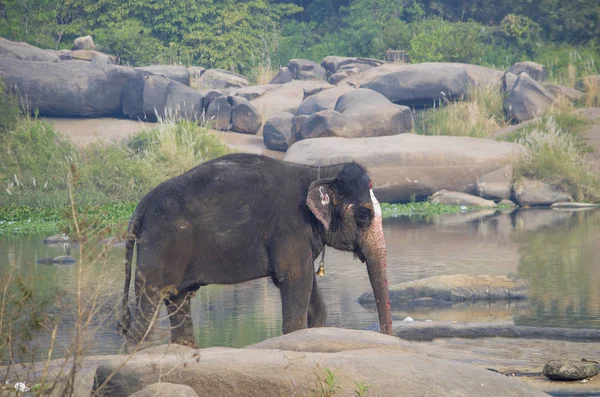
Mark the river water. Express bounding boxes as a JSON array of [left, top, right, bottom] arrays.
[[1, 208, 599, 363]]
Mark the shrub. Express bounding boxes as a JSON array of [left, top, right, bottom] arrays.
[[514, 117, 600, 202]]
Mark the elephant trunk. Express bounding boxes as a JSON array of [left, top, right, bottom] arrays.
[[363, 193, 393, 335]]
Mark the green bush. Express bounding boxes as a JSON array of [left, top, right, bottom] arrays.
[[408, 18, 488, 64]]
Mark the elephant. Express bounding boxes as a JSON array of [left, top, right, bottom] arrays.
[[119, 153, 392, 347]]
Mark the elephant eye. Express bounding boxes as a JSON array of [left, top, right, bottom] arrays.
[[355, 206, 373, 228]]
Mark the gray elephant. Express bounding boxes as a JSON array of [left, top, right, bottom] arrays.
[[119, 153, 392, 347]]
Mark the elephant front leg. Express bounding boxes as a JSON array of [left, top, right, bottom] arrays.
[[307, 273, 326, 328], [165, 292, 197, 348]]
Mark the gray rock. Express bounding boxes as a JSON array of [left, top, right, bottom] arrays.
[[269, 67, 293, 84], [551, 202, 600, 209], [90, 53, 114, 65], [199, 90, 222, 112], [297, 86, 354, 116], [188, 66, 206, 80], [250, 80, 332, 119], [263, 112, 295, 152], [544, 83, 584, 102], [361, 64, 471, 107], [122, 74, 204, 122], [575, 75, 600, 92], [334, 89, 413, 136], [492, 119, 535, 140], [501, 72, 518, 93], [128, 382, 199, 397], [0, 58, 133, 117], [543, 359, 600, 381], [197, 68, 248, 89], [513, 179, 573, 206], [74, 35, 95, 50], [231, 86, 268, 101], [338, 57, 384, 70], [504, 73, 556, 122], [292, 114, 310, 141], [328, 71, 349, 85], [136, 65, 191, 86], [284, 134, 524, 203], [359, 274, 528, 305], [429, 190, 497, 207], [62, 49, 118, 64], [231, 102, 263, 134], [338, 62, 374, 73], [227, 95, 249, 108], [288, 59, 326, 81], [320, 56, 354, 74], [385, 49, 410, 63], [0, 37, 59, 62], [334, 88, 391, 113], [91, 340, 548, 397], [507, 61, 548, 82], [477, 165, 513, 200], [297, 110, 363, 139], [206, 96, 232, 130]]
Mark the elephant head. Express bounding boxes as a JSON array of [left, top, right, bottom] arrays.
[[307, 163, 393, 335]]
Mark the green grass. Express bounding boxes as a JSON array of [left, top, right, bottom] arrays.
[[380, 202, 500, 218]]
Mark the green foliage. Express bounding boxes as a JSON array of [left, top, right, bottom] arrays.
[[409, 18, 487, 64], [353, 381, 372, 396], [380, 202, 491, 217], [313, 368, 342, 397], [92, 20, 166, 66], [0, 79, 21, 135]]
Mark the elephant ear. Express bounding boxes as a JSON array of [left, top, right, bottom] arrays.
[[307, 178, 335, 230]]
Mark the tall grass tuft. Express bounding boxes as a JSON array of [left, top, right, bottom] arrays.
[[414, 85, 508, 138], [580, 76, 600, 107], [247, 63, 278, 85], [514, 117, 600, 202]]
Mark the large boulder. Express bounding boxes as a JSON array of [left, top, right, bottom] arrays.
[[361, 64, 471, 107], [0, 37, 59, 62], [543, 83, 584, 102], [128, 382, 199, 397], [197, 68, 248, 89], [513, 179, 573, 206], [501, 72, 518, 93], [297, 110, 363, 139], [476, 165, 513, 200], [122, 74, 204, 122], [297, 85, 354, 116], [205, 95, 232, 130], [359, 275, 529, 306], [269, 66, 293, 84], [334, 89, 413, 136], [320, 56, 354, 75], [263, 112, 295, 152], [91, 339, 548, 397], [231, 86, 269, 101], [287, 59, 327, 81], [429, 190, 497, 207], [231, 101, 263, 134], [74, 35, 95, 50], [284, 134, 524, 202], [250, 80, 332, 119], [503, 73, 556, 122], [0, 58, 133, 117], [136, 65, 191, 86], [507, 61, 547, 82]]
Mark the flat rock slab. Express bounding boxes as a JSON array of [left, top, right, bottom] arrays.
[[359, 275, 528, 306], [91, 345, 548, 397], [365, 320, 600, 342], [284, 134, 524, 203], [430, 190, 497, 207]]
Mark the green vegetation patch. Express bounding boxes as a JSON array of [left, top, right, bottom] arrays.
[[381, 202, 492, 218]]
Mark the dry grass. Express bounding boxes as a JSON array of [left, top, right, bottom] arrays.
[[248, 63, 277, 86], [514, 117, 600, 202], [580, 75, 600, 107], [414, 85, 508, 138]]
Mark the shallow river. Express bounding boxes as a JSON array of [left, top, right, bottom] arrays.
[[1, 208, 599, 363]]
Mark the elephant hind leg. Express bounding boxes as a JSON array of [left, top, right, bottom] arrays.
[[307, 274, 326, 328], [165, 291, 197, 348], [129, 279, 163, 347]]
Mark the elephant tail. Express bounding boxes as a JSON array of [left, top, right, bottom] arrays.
[[118, 210, 141, 336]]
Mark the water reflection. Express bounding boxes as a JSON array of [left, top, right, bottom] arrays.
[[0, 208, 598, 362]]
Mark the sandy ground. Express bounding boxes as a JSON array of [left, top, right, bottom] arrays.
[[45, 117, 284, 160]]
